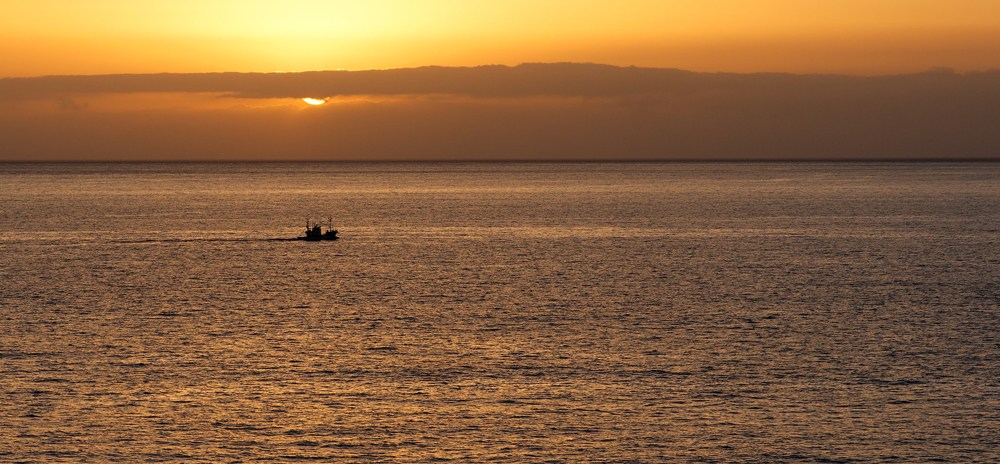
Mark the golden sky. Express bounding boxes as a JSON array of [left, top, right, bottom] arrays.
[[3, 0, 1000, 77], [4, 1, 1000, 162]]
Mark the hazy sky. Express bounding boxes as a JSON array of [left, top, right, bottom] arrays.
[[3, 0, 1000, 77], [3, 64, 999, 161], [3, 1, 1000, 162]]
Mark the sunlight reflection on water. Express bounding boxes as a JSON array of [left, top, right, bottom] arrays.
[[1, 162, 999, 462]]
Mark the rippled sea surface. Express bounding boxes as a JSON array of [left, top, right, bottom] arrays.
[[1, 162, 999, 463]]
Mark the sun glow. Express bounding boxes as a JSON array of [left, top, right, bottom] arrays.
[[302, 97, 328, 105], [3, 1, 1000, 76]]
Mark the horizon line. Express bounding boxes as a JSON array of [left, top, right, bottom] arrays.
[[4, 158, 1000, 165]]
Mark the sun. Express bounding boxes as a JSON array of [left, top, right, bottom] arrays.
[[302, 97, 328, 105]]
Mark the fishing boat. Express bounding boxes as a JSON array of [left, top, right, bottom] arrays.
[[298, 218, 339, 241]]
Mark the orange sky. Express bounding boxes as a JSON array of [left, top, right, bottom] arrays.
[[3, 0, 1000, 77], [4, 1, 1000, 162]]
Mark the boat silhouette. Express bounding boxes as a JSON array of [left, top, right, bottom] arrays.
[[298, 218, 339, 241]]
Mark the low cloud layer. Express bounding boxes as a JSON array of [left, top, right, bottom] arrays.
[[2, 63, 999, 161]]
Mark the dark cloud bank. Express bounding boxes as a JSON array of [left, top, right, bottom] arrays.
[[2, 63, 999, 161]]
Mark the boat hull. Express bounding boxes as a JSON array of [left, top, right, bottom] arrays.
[[297, 235, 338, 241]]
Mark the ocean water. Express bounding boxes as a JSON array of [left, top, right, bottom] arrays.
[[1, 162, 999, 463]]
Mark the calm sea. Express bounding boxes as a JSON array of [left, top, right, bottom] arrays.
[[1, 162, 999, 463]]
